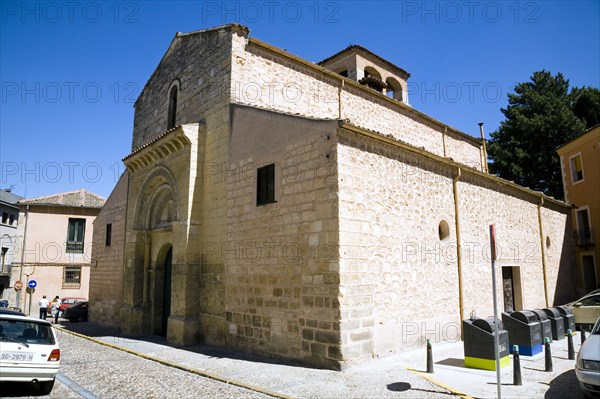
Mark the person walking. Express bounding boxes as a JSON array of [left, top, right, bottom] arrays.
[[39, 295, 49, 320], [50, 296, 61, 324]]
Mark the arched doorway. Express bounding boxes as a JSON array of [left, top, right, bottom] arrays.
[[161, 247, 173, 336]]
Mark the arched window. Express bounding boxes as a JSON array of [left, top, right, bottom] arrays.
[[386, 77, 403, 101], [167, 81, 179, 129]]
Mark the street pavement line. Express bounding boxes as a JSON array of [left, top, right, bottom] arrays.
[[407, 368, 474, 399], [56, 327, 294, 399], [56, 373, 99, 399]]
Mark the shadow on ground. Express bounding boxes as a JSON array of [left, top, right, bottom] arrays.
[[57, 321, 318, 370], [544, 369, 585, 399], [0, 382, 46, 397], [386, 381, 457, 396]]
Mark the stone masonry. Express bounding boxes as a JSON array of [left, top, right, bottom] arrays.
[[91, 24, 577, 370]]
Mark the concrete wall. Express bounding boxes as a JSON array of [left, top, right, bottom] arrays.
[[8, 205, 97, 312]]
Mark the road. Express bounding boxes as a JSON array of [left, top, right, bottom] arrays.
[[1, 329, 274, 399]]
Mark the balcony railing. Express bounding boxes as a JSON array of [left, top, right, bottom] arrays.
[[574, 228, 595, 246]]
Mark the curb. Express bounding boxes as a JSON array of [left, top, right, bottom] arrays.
[[407, 368, 474, 399], [54, 326, 294, 399]]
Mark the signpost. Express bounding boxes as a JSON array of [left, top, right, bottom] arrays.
[[489, 224, 502, 399], [27, 279, 37, 316]]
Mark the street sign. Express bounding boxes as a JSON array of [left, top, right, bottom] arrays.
[[14, 281, 23, 290], [27, 280, 37, 289]]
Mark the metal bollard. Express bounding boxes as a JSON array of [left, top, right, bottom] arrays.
[[581, 329, 586, 345], [513, 345, 522, 385], [426, 339, 434, 373], [544, 337, 553, 372], [567, 329, 575, 360]]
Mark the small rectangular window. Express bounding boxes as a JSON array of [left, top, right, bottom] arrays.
[[257, 163, 276, 206], [1, 213, 7, 224], [569, 154, 584, 183], [105, 223, 112, 246], [63, 266, 81, 288], [66, 218, 86, 253]]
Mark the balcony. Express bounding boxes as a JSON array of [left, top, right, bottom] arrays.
[[574, 228, 594, 246]]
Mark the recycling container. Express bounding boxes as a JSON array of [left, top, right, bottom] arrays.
[[463, 317, 510, 371], [530, 309, 553, 343], [555, 305, 576, 333], [501, 310, 543, 356], [542, 307, 565, 340]]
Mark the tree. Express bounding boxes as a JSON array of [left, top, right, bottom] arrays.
[[571, 86, 600, 129], [487, 70, 587, 200]]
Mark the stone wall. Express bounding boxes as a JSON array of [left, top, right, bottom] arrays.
[[132, 25, 240, 151], [232, 37, 483, 172], [89, 171, 129, 325], [225, 105, 341, 368], [336, 128, 575, 364]]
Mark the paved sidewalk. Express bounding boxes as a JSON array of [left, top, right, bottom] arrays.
[[56, 322, 584, 399]]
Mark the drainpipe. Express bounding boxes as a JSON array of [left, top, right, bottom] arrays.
[[478, 123, 489, 173], [16, 204, 29, 309], [453, 167, 464, 336], [338, 79, 344, 120], [537, 197, 549, 307], [442, 126, 448, 158]]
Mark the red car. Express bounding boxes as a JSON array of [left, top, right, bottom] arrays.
[[58, 297, 87, 317]]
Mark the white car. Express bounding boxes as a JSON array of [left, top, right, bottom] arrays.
[[0, 313, 61, 395], [570, 292, 600, 332], [576, 316, 600, 398]]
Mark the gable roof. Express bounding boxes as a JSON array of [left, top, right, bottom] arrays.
[[18, 189, 105, 209]]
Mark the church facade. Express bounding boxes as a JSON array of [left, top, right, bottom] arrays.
[[90, 24, 576, 369]]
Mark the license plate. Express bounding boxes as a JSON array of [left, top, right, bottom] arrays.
[[1, 352, 34, 362]]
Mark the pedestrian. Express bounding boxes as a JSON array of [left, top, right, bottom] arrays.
[[39, 295, 49, 320], [50, 295, 61, 324]]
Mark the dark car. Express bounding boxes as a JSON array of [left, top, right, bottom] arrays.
[[63, 301, 88, 322], [58, 297, 87, 317], [0, 308, 26, 316]]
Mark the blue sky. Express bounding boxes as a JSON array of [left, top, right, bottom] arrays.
[[1, 1, 599, 199]]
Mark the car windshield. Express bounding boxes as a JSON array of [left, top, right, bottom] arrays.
[[0, 319, 56, 345], [592, 320, 600, 335]]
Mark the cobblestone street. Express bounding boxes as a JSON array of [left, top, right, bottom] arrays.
[[1, 329, 274, 399]]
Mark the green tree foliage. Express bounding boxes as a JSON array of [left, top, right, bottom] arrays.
[[571, 86, 600, 128], [487, 70, 588, 200]]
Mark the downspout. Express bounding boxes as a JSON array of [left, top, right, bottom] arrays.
[[537, 197, 549, 307], [442, 126, 447, 157], [338, 79, 344, 120], [453, 167, 464, 336], [478, 123, 489, 173], [16, 204, 29, 309]]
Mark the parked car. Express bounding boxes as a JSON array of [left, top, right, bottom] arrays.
[[0, 299, 8, 308], [569, 292, 600, 331], [58, 297, 87, 317], [0, 308, 25, 316], [576, 316, 600, 398], [0, 313, 60, 395], [63, 301, 88, 322]]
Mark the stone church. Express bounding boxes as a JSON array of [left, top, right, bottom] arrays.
[[90, 24, 576, 369]]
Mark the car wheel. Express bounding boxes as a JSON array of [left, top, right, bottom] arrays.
[[37, 379, 55, 395], [69, 318, 77, 323]]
